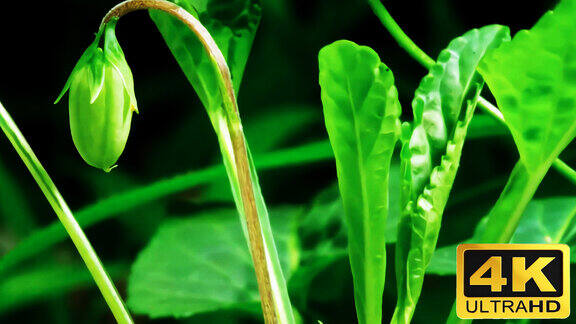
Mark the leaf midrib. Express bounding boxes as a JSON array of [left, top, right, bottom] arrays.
[[345, 70, 376, 323]]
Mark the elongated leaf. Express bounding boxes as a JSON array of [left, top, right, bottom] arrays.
[[319, 40, 401, 324], [128, 207, 299, 318], [151, 2, 297, 321], [150, 0, 261, 110], [428, 197, 576, 275], [479, 0, 576, 173], [291, 166, 401, 306], [393, 25, 510, 324]]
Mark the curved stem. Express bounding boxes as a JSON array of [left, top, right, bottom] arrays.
[[477, 97, 504, 122], [367, 0, 434, 69], [367, 0, 576, 186], [102, 1, 279, 322], [0, 102, 132, 324], [552, 159, 576, 186]]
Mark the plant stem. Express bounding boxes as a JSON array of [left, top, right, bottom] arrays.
[[552, 159, 576, 186], [367, 0, 576, 185], [0, 101, 132, 324], [102, 1, 285, 322], [445, 162, 546, 324], [367, 0, 434, 69], [479, 162, 546, 243]]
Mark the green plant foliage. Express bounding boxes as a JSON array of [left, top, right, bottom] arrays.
[[290, 165, 401, 307], [150, 0, 261, 110], [428, 197, 576, 275], [480, 0, 576, 174], [319, 40, 401, 324], [152, 2, 297, 321], [393, 25, 510, 324], [0, 263, 127, 314], [475, 0, 576, 246], [127, 208, 299, 318]]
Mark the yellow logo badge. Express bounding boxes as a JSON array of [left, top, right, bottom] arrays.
[[456, 244, 570, 319]]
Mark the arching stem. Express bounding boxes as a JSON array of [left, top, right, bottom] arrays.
[[102, 1, 282, 323]]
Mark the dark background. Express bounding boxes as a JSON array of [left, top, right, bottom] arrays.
[[1, 0, 572, 323]]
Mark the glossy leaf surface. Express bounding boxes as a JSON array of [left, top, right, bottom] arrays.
[[151, 2, 296, 322], [479, 0, 576, 174], [150, 0, 261, 110], [319, 40, 401, 324], [393, 25, 510, 324]]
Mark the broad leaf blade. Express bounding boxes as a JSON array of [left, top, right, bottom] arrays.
[[319, 40, 401, 324], [393, 25, 510, 324], [127, 208, 298, 318], [150, 0, 261, 109], [479, 0, 576, 173]]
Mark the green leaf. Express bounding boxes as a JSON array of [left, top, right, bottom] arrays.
[[479, 0, 576, 174], [290, 166, 400, 308], [319, 40, 401, 324], [393, 25, 510, 324], [128, 207, 299, 319], [428, 196, 576, 276], [150, 0, 261, 110], [151, 3, 298, 321], [475, 0, 576, 247], [0, 263, 127, 314]]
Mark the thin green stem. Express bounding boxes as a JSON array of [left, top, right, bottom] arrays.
[[480, 162, 546, 243], [102, 1, 290, 322], [477, 97, 505, 122], [552, 159, 576, 186], [0, 101, 132, 324], [367, 0, 434, 69], [367, 0, 576, 185], [446, 163, 545, 324]]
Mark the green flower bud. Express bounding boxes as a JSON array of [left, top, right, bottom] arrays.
[[56, 19, 137, 172]]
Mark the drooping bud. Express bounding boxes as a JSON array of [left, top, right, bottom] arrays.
[[56, 19, 137, 172]]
